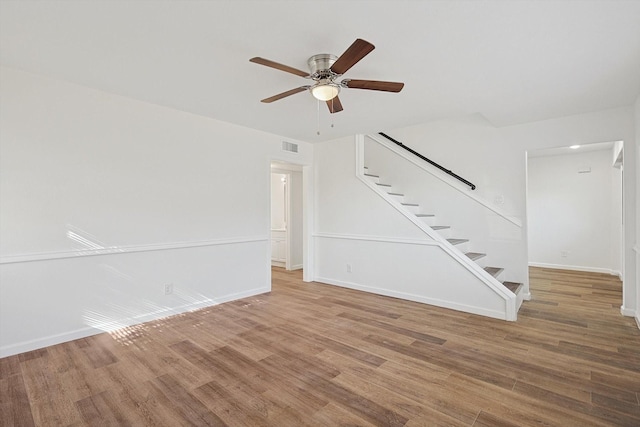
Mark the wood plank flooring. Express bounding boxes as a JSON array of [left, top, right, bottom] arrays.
[[2, 267, 639, 426]]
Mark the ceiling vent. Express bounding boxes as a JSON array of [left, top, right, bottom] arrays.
[[282, 141, 298, 153]]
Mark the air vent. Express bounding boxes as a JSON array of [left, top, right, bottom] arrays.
[[282, 141, 298, 153]]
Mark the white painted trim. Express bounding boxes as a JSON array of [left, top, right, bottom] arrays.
[[528, 262, 620, 276], [620, 305, 636, 317], [365, 133, 523, 228], [315, 276, 508, 321], [0, 236, 268, 265], [289, 264, 303, 271], [0, 286, 269, 358], [636, 315, 640, 330], [314, 232, 439, 247]]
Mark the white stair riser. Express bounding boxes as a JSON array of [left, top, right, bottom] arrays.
[[388, 193, 405, 203], [432, 227, 451, 238], [365, 174, 380, 184], [449, 241, 469, 253], [416, 215, 437, 226], [401, 204, 421, 214]]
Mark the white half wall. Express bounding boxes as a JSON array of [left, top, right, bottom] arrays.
[[315, 235, 509, 320], [527, 148, 621, 275], [0, 66, 313, 356]]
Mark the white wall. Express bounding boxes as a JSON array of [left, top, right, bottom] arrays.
[[0, 66, 312, 356], [528, 148, 621, 274]]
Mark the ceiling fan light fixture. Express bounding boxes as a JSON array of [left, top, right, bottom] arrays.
[[311, 82, 340, 101]]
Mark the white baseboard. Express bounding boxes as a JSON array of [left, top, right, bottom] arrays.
[[620, 305, 636, 317], [314, 276, 509, 321], [289, 264, 303, 271], [528, 262, 618, 276], [636, 315, 640, 330], [0, 286, 269, 358]]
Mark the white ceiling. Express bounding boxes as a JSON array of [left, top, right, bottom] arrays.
[[1, 0, 639, 142]]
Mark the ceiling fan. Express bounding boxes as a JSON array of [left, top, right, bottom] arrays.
[[250, 38, 404, 113]]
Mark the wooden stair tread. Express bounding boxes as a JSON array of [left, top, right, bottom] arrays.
[[465, 252, 486, 261], [387, 192, 404, 196], [431, 226, 450, 230], [364, 173, 379, 178], [447, 238, 468, 245], [415, 214, 434, 217], [376, 183, 391, 187], [484, 266, 504, 277], [401, 202, 419, 207], [502, 281, 523, 294]]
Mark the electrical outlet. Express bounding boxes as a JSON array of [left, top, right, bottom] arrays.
[[346, 264, 352, 273], [164, 283, 174, 295]]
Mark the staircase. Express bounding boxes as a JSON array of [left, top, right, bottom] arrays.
[[363, 166, 525, 316]]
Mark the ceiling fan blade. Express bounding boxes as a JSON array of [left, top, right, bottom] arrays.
[[250, 57, 309, 77], [260, 86, 308, 103], [344, 79, 404, 92], [326, 96, 344, 114], [330, 39, 375, 75]]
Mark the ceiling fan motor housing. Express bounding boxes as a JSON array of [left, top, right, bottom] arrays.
[[307, 54, 339, 79]]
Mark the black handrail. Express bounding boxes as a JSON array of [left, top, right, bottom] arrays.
[[377, 132, 476, 190]]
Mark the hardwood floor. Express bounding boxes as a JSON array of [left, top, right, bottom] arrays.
[[2, 267, 639, 426]]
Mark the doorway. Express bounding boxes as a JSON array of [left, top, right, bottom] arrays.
[[270, 161, 304, 271], [526, 141, 624, 279]]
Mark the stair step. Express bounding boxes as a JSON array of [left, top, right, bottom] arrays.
[[465, 252, 486, 261], [447, 238, 469, 245], [387, 192, 404, 196], [431, 226, 450, 230], [484, 266, 504, 278], [376, 183, 391, 188], [415, 214, 435, 218], [401, 203, 419, 207], [503, 281, 523, 294], [364, 173, 379, 178]]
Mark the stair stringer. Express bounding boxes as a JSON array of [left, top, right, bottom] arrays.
[[355, 135, 518, 321]]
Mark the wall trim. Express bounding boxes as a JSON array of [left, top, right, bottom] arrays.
[[528, 262, 620, 276], [365, 133, 523, 228], [314, 232, 439, 247], [315, 276, 507, 321], [0, 236, 268, 265], [0, 285, 269, 358]]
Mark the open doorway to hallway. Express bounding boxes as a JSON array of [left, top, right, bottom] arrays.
[[270, 161, 304, 272], [526, 141, 624, 287]]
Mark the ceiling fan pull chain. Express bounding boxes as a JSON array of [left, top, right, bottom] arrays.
[[330, 98, 335, 128], [316, 99, 321, 135]]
